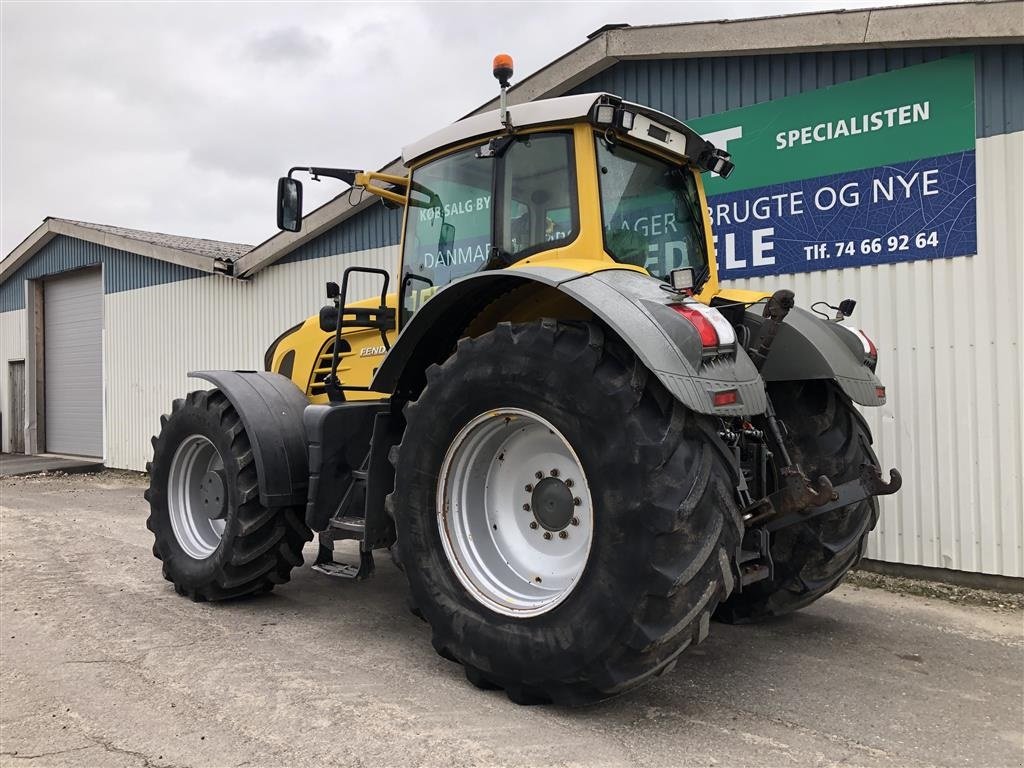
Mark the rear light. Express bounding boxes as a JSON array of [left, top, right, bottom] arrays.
[[847, 326, 878, 359], [875, 386, 886, 400], [669, 303, 736, 354], [712, 389, 739, 407], [670, 304, 718, 347]]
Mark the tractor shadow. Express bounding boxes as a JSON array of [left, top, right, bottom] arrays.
[[218, 541, 860, 717]]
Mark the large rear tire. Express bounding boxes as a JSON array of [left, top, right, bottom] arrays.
[[145, 389, 312, 601], [389, 320, 741, 705], [715, 380, 879, 623]]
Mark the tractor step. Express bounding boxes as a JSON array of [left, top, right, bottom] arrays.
[[312, 547, 375, 581], [329, 516, 366, 533]]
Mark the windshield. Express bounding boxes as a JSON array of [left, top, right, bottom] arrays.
[[595, 137, 708, 281]]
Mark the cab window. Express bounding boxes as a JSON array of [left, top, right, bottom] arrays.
[[595, 138, 708, 281], [401, 146, 493, 318], [497, 132, 577, 259], [400, 131, 577, 322]]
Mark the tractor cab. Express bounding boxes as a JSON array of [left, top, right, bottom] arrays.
[[276, 60, 739, 335], [396, 93, 730, 324]]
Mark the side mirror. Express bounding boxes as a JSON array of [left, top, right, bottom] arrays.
[[277, 177, 303, 232]]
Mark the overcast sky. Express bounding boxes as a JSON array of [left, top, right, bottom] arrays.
[[2, 0, 935, 257]]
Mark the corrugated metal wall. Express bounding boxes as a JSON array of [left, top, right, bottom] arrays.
[[568, 45, 1024, 138], [280, 200, 402, 265], [102, 245, 398, 471], [735, 131, 1022, 578], [0, 308, 27, 453]]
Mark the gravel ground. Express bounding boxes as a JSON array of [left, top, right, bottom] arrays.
[[1, 470, 1022, 768]]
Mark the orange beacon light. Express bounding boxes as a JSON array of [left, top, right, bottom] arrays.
[[493, 54, 514, 87]]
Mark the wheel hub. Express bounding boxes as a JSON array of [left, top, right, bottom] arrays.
[[531, 476, 574, 531], [197, 469, 227, 520]]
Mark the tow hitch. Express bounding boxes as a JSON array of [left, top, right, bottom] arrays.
[[734, 464, 901, 588], [744, 463, 902, 533]]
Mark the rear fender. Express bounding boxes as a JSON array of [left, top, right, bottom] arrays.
[[744, 307, 886, 406], [189, 371, 309, 507], [372, 267, 767, 416]]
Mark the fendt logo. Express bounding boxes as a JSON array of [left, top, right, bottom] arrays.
[[359, 345, 387, 358]]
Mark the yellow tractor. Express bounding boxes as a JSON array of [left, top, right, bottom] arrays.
[[145, 56, 900, 704]]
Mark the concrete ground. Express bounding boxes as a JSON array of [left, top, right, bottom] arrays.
[[1, 471, 1021, 768], [0, 454, 102, 478]]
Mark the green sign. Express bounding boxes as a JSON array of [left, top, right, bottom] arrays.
[[690, 54, 976, 195], [678, 55, 977, 279]]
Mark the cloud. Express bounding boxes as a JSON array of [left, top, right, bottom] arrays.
[[245, 26, 331, 65], [1, 0, 938, 256]]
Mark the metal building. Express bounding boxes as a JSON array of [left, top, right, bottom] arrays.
[[1, 0, 1021, 580]]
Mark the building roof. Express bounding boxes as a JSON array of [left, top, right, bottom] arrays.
[[64, 220, 251, 261], [0, 217, 249, 284], [232, 0, 1023, 278]]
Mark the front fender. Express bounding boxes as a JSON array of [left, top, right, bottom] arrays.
[[189, 371, 309, 507], [745, 307, 886, 406], [372, 266, 767, 416]]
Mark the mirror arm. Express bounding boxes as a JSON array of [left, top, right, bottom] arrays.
[[289, 166, 360, 185], [354, 171, 409, 207]]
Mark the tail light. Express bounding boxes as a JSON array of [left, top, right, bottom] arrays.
[[846, 325, 878, 367], [669, 303, 736, 355], [712, 389, 739, 407]]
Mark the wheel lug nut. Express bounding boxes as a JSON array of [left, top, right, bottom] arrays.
[[550, 468, 560, 477], [543, 532, 552, 540], [558, 531, 568, 539], [571, 517, 579, 526], [529, 521, 538, 529], [523, 503, 531, 511], [525, 484, 533, 492], [573, 497, 581, 506], [565, 479, 574, 488], [535, 471, 544, 479]]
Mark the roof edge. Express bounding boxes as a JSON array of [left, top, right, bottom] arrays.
[[0, 218, 232, 285]]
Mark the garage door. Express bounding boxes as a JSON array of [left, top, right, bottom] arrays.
[[45, 269, 103, 456]]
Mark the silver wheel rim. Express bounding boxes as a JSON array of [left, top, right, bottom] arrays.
[[438, 408, 594, 618], [168, 434, 227, 560]]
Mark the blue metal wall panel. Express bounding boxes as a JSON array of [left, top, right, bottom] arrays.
[[279, 199, 402, 266], [568, 45, 1023, 138], [0, 235, 206, 312]]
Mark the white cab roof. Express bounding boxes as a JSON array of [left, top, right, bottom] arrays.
[[401, 93, 608, 166]]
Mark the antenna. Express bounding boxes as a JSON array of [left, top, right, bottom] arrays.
[[493, 53, 514, 130]]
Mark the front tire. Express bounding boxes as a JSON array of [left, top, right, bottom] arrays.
[[145, 389, 312, 601], [389, 321, 741, 704], [715, 380, 880, 623]]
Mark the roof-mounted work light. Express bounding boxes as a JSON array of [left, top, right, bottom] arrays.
[[595, 104, 615, 125], [700, 146, 735, 178]]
